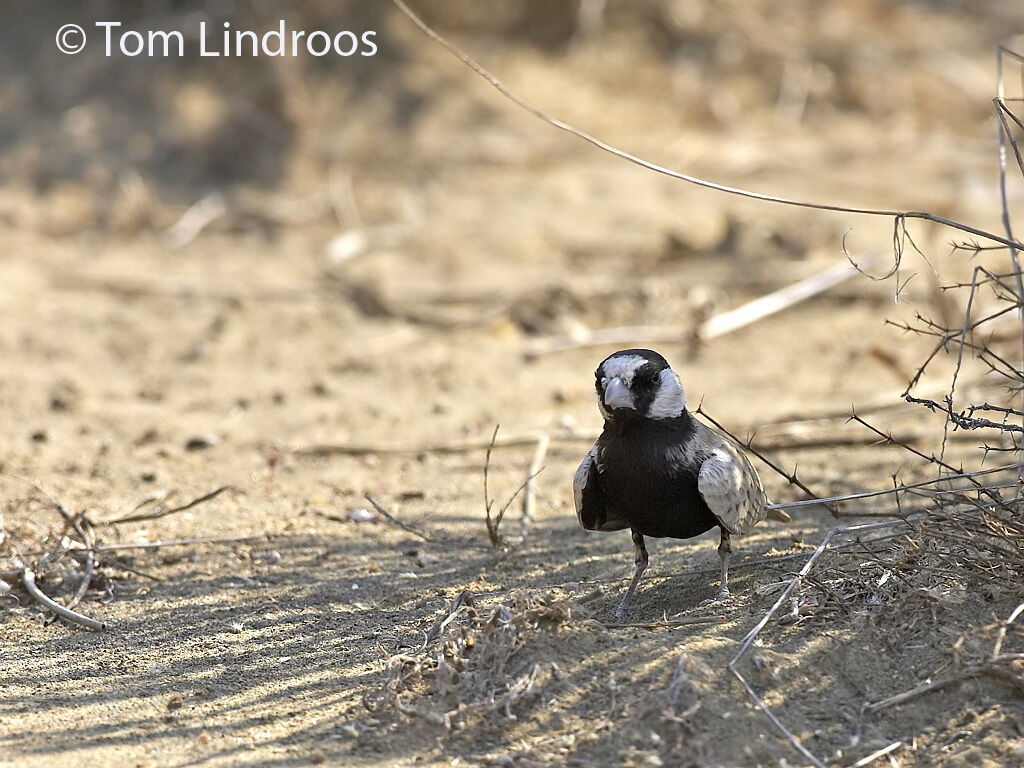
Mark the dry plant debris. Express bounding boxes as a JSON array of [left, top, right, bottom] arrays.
[[0, 478, 242, 630], [376, 589, 583, 730]]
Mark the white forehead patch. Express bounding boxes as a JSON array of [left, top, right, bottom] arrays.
[[647, 368, 686, 419], [599, 355, 647, 383]]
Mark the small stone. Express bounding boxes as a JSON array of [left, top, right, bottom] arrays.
[[49, 379, 80, 412], [133, 428, 158, 447], [250, 550, 281, 565], [348, 508, 380, 524], [184, 435, 219, 451]]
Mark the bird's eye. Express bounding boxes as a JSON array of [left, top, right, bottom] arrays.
[[633, 367, 656, 389]]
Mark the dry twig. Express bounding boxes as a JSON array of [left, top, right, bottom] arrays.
[[602, 615, 725, 629], [294, 430, 585, 457], [364, 493, 440, 544], [20, 565, 105, 631], [524, 257, 874, 357], [93, 535, 262, 553], [728, 520, 908, 768], [103, 485, 235, 525], [482, 426, 544, 548], [513, 434, 549, 548]]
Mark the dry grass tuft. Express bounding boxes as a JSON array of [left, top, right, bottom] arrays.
[[378, 589, 585, 730]]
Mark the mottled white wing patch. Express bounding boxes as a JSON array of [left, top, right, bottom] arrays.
[[573, 444, 598, 523], [697, 443, 767, 535], [574, 442, 628, 532]]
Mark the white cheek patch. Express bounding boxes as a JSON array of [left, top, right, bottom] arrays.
[[647, 368, 686, 419], [599, 355, 646, 384]]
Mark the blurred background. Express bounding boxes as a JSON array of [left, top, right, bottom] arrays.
[[4, 2, 1024, 765], [2, 1, 1022, 482]]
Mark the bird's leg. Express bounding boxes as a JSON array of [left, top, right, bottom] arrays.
[[615, 530, 648, 619], [716, 528, 732, 601], [699, 528, 733, 607]]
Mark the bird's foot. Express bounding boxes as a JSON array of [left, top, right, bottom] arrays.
[[614, 600, 631, 620], [698, 587, 731, 608]]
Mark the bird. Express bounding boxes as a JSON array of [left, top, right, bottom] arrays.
[[573, 348, 787, 618]]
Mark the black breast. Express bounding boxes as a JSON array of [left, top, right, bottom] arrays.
[[595, 410, 718, 539]]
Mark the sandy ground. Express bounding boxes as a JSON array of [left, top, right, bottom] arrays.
[[3, 2, 1024, 766]]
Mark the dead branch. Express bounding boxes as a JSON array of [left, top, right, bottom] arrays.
[[523, 258, 873, 358], [846, 742, 904, 768], [363, 493, 491, 551], [663, 652, 701, 725], [991, 601, 1024, 660], [93, 535, 263, 552], [21, 565, 105, 631], [849, 413, 1017, 515], [102, 486, 235, 525], [294, 430, 586, 457], [482, 425, 501, 547], [364, 493, 439, 544], [511, 434, 549, 548], [163, 192, 226, 248], [482, 426, 545, 549], [602, 615, 725, 629], [700, 257, 873, 340], [866, 667, 987, 713], [68, 514, 97, 610], [769, 463, 1018, 512]]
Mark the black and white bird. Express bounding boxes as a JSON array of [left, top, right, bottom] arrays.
[[573, 348, 787, 618]]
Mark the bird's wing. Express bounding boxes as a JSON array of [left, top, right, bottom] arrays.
[[697, 439, 768, 535], [574, 443, 629, 532]]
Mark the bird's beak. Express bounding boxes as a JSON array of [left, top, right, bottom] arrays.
[[603, 377, 635, 410]]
